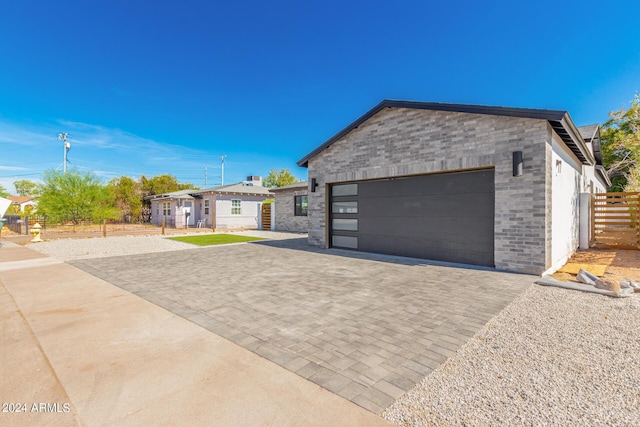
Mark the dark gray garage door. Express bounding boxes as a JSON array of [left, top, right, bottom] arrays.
[[330, 169, 495, 267]]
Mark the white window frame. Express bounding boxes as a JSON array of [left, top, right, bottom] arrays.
[[231, 199, 241, 215], [204, 199, 210, 215]]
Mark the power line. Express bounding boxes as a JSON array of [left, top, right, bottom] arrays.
[[0, 172, 42, 178]]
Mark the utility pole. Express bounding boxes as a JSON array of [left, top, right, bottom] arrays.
[[221, 155, 227, 186], [58, 133, 70, 173]]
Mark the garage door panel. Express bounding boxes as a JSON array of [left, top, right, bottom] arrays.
[[357, 216, 493, 241], [358, 234, 493, 266], [359, 170, 494, 198], [358, 193, 494, 218], [330, 169, 495, 267]]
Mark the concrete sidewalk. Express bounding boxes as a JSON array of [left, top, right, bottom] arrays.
[[0, 241, 391, 426]]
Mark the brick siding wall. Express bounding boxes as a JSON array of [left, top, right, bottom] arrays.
[[274, 188, 309, 232]]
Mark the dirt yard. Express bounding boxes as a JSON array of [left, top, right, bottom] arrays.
[[0, 224, 213, 245], [552, 248, 640, 283]]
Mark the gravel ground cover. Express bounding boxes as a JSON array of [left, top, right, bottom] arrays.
[[383, 284, 640, 426], [27, 230, 304, 261]]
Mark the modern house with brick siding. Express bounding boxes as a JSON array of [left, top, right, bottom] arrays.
[[297, 100, 610, 275]]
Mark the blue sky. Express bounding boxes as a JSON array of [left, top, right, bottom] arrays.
[[1, 0, 638, 193]]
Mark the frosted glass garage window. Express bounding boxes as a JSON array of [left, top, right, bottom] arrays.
[[333, 218, 358, 231], [332, 183, 358, 196], [332, 201, 358, 214], [332, 235, 358, 249]]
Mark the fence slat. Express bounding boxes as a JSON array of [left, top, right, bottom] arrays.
[[592, 192, 640, 249], [261, 204, 272, 230], [598, 191, 640, 196]]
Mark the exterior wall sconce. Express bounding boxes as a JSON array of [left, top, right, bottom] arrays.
[[310, 178, 318, 192], [513, 151, 523, 177]]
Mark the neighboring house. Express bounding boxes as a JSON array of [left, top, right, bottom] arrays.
[[0, 197, 10, 218], [148, 176, 273, 230], [271, 181, 309, 232], [6, 196, 37, 213], [148, 189, 197, 227], [297, 100, 610, 275]]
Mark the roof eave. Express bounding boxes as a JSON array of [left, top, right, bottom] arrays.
[[589, 125, 604, 165], [551, 115, 595, 165], [215, 191, 273, 196], [595, 165, 612, 187]]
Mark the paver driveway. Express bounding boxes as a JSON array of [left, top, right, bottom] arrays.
[[71, 238, 535, 413]]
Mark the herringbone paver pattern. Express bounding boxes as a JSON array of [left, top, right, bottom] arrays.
[[71, 238, 534, 414]]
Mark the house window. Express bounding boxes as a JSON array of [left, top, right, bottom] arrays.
[[204, 199, 210, 215], [163, 202, 171, 216], [231, 199, 241, 215], [294, 195, 308, 216]]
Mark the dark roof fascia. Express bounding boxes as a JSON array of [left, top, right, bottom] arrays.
[[549, 115, 595, 165], [592, 127, 603, 165], [297, 99, 594, 167], [269, 181, 309, 192]]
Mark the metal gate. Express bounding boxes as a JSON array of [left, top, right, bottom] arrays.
[[592, 192, 640, 249]]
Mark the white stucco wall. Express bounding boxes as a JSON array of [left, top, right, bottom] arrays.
[[150, 200, 174, 226], [174, 201, 201, 227], [198, 195, 214, 228], [0, 197, 10, 217], [550, 133, 582, 272], [150, 199, 202, 226], [214, 195, 262, 229], [580, 142, 607, 193]]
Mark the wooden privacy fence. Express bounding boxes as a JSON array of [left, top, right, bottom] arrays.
[[592, 192, 640, 249], [261, 203, 272, 230]]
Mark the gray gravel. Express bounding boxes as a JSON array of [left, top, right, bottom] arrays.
[[383, 284, 640, 426], [27, 230, 306, 262]]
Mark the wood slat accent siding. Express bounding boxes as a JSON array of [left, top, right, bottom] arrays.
[[261, 203, 272, 230]]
